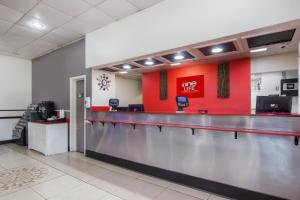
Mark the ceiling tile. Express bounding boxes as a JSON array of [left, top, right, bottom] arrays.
[[43, 0, 91, 17], [83, 0, 105, 6], [40, 33, 68, 46], [31, 40, 58, 51], [18, 15, 52, 33], [0, 34, 34, 49], [0, 42, 16, 53], [0, 0, 39, 13], [25, 3, 72, 28], [97, 0, 138, 20], [0, 50, 15, 57], [77, 8, 114, 28], [7, 25, 44, 40], [0, 19, 13, 35], [50, 27, 83, 43], [63, 18, 97, 34], [17, 40, 58, 59], [128, 0, 162, 10], [0, 4, 23, 23]]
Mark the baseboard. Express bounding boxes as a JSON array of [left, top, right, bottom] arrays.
[[86, 150, 287, 200], [0, 139, 17, 145]]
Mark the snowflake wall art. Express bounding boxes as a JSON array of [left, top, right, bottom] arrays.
[[97, 73, 111, 91]]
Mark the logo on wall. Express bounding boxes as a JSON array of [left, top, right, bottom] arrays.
[[177, 75, 204, 98], [97, 73, 111, 91]]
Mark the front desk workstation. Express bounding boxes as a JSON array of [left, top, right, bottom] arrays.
[[86, 109, 300, 200]]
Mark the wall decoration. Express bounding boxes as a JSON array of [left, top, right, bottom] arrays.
[[92, 70, 116, 107], [177, 75, 204, 98], [217, 63, 230, 98], [97, 73, 111, 91], [160, 70, 168, 100], [251, 74, 262, 91]]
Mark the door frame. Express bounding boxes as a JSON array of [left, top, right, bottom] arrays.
[[70, 75, 86, 154]]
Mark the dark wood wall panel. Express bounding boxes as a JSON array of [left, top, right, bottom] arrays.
[[160, 70, 168, 100], [217, 63, 230, 98]]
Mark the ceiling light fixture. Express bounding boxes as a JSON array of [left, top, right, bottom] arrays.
[[120, 71, 128, 74], [250, 48, 268, 53], [211, 47, 223, 54], [29, 20, 46, 30], [174, 53, 185, 60], [171, 63, 181, 66], [145, 59, 154, 66], [123, 64, 132, 69]]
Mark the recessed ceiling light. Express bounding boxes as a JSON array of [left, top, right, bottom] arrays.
[[211, 47, 223, 54], [120, 71, 128, 74], [29, 20, 46, 30], [145, 59, 154, 66], [123, 64, 132, 69], [250, 48, 268, 53], [174, 53, 185, 60], [171, 63, 181, 66]]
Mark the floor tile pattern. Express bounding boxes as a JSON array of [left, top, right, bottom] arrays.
[[0, 166, 49, 192], [0, 144, 232, 200]]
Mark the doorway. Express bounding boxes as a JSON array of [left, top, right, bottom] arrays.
[[70, 75, 86, 153]]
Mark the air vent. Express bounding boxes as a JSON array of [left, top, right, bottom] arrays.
[[198, 42, 237, 56], [247, 29, 296, 48]]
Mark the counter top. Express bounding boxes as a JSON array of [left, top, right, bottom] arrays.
[[30, 121, 67, 125], [87, 111, 300, 138], [89, 110, 300, 117]]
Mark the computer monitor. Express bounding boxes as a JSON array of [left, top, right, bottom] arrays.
[[128, 104, 144, 112], [256, 96, 292, 113], [109, 99, 119, 111], [176, 96, 189, 112]]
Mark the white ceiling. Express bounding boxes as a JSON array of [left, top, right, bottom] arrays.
[[0, 0, 164, 59]]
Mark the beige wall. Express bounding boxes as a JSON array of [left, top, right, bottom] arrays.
[[116, 76, 142, 107]]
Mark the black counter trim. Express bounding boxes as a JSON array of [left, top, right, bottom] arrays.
[[0, 116, 22, 119], [0, 109, 26, 111], [0, 139, 17, 145], [86, 150, 287, 200]]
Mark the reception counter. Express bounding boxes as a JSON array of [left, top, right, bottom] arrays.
[[86, 111, 300, 200]]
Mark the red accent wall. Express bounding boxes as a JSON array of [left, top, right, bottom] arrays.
[[142, 58, 251, 114]]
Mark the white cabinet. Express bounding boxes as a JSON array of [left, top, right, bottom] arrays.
[[28, 122, 68, 156]]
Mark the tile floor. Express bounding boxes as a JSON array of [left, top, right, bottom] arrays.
[[0, 144, 231, 200]]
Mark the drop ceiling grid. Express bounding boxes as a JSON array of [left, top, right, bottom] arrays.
[[0, 0, 164, 59]]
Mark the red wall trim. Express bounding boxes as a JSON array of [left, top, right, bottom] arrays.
[[142, 58, 251, 115], [91, 106, 110, 112]]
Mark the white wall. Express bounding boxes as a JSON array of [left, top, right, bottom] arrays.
[[251, 52, 298, 73], [86, 0, 300, 68], [251, 52, 298, 113], [0, 55, 32, 141], [116, 76, 142, 107], [298, 43, 300, 113]]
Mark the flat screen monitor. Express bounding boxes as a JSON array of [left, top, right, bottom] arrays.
[[129, 104, 144, 112], [256, 96, 292, 113], [176, 96, 189, 107], [109, 99, 119, 108]]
